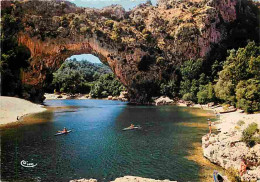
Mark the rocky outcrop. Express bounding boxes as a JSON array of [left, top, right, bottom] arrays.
[[3, 0, 257, 103], [70, 178, 97, 182], [70, 176, 177, 182], [202, 112, 260, 181], [154, 96, 174, 105], [202, 135, 260, 181]]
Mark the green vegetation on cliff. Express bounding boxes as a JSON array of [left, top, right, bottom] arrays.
[[0, 6, 31, 97]]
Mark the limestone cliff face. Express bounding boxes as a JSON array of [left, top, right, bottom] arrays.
[[5, 0, 254, 103]]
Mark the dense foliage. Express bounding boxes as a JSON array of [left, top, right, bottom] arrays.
[[90, 73, 125, 98], [158, 41, 260, 113], [215, 42, 260, 113], [52, 59, 125, 97], [242, 122, 260, 147], [0, 5, 32, 98]]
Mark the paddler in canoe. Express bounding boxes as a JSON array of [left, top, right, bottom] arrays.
[[123, 124, 142, 131], [58, 127, 68, 133], [130, 124, 134, 129]]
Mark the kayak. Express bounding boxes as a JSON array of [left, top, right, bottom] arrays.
[[122, 126, 141, 131], [213, 170, 224, 182], [54, 130, 72, 136]]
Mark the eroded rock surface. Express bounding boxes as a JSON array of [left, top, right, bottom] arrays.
[[3, 0, 258, 103], [202, 112, 260, 181]]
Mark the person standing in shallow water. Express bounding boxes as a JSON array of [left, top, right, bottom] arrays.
[[208, 119, 212, 134]]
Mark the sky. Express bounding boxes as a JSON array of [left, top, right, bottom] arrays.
[[68, 0, 157, 10], [68, 54, 102, 63], [67, 0, 157, 63]]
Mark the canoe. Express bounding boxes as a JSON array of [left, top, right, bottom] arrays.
[[213, 171, 224, 182], [122, 126, 141, 131], [55, 130, 72, 136]]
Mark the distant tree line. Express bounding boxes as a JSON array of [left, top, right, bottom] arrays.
[[52, 59, 125, 97]]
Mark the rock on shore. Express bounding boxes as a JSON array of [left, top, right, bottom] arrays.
[[70, 176, 177, 182], [202, 111, 260, 181], [154, 96, 174, 105]]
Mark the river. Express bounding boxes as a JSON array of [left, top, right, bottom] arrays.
[[0, 99, 213, 182]]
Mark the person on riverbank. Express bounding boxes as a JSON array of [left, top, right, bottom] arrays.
[[240, 158, 247, 176], [208, 119, 212, 134]]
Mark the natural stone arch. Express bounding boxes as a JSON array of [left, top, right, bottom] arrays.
[[18, 33, 122, 84], [11, 0, 245, 103]]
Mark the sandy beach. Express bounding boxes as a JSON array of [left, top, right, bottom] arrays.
[[0, 96, 46, 126]]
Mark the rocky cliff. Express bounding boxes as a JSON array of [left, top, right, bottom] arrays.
[[202, 111, 260, 181], [3, 0, 258, 103]]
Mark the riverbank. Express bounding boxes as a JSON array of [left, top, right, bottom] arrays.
[[201, 110, 260, 181], [0, 96, 46, 126], [71, 176, 177, 182], [175, 100, 260, 181], [44, 92, 128, 101]]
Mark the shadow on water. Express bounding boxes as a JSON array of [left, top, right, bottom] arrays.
[[1, 100, 213, 182]]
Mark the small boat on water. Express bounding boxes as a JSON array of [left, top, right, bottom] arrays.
[[55, 130, 72, 136], [122, 126, 141, 131]]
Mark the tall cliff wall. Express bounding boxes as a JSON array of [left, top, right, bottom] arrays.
[[4, 0, 257, 103]]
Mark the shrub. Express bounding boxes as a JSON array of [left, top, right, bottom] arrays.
[[241, 122, 260, 147], [144, 33, 153, 43], [101, 91, 108, 97], [226, 168, 241, 182], [110, 31, 120, 41], [80, 26, 88, 34], [182, 93, 196, 102], [237, 120, 245, 126], [156, 56, 165, 65], [190, 7, 197, 14], [105, 19, 114, 28]]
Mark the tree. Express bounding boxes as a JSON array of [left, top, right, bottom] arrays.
[[236, 79, 260, 113], [160, 80, 177, 98], [215, 41, 260, 111], [197, 82, 215, 104], [52, 59, 112, 94], [90, 73, 124, 98], [179, 59, 203, 101], [1, 6, 31, 96], [180, 58, 203, 80]]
